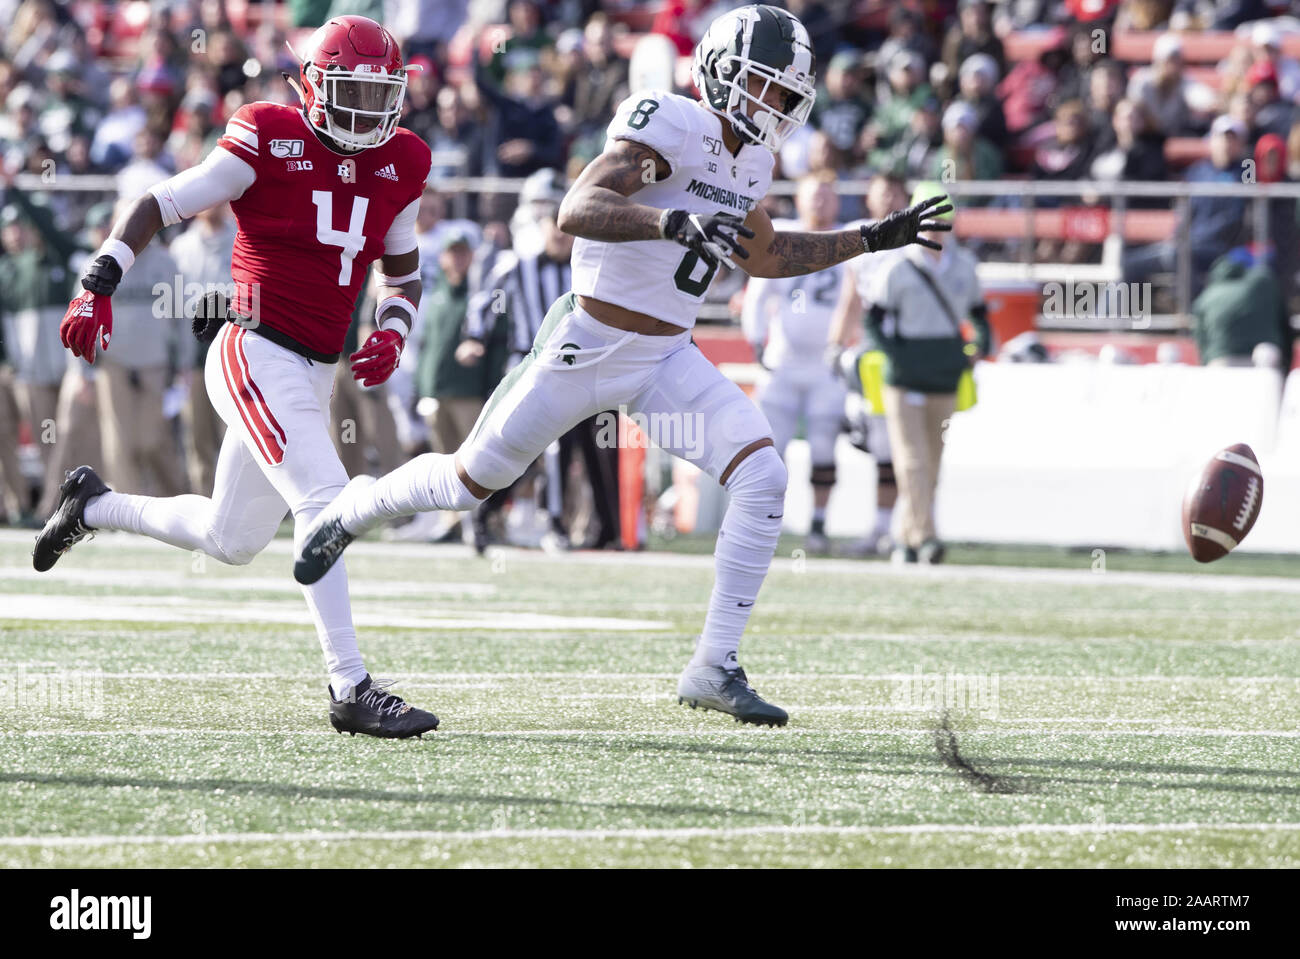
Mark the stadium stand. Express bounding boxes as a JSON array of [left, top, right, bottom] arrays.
[[3, 0, 1300, 545]]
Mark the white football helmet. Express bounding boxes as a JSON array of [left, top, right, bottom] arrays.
[[691, 4, 817, 154]]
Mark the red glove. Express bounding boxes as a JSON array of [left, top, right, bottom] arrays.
[[349, 329, 404, 387], [60, 290, 113, 364]]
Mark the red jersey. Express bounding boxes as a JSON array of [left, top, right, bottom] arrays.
[[215, 101, 431, 355]]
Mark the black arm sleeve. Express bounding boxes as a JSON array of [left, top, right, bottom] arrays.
[[865, 303, 889, 351], [969, 303, 992, 358]]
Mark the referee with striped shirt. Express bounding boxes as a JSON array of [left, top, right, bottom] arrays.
[[462, 170, 621, 552]]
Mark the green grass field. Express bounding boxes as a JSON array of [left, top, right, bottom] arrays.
[[1, 528, 1297, 868]]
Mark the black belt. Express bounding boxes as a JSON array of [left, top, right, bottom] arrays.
[[245, 321, 341, 364], [192, 291, 341, 364]]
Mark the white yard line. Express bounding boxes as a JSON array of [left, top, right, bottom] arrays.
[[0, 566, 495, 598], [0, 594, 668, 632], [2, 822, 1299, 848], [4, 528, 1300, 595], [0, 669, 1292, 684], [5, 726, 1297, 738]]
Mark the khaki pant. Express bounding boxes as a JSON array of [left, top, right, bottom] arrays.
[[883, 384, 956, 550], [37, 368, 103, 516], [427, 395, 484, 455], [17, 379, 59, 474], [183, 372, 225, 494], [331, 367, 402, 478], [96, 359, 187, 497], [0, 366, 27, 517]]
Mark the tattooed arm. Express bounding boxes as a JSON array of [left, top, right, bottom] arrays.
[[737, 205, 865, 279], [556, 139, 672, 242], [740, 193, 953, 278]]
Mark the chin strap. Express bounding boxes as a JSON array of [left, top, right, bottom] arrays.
[[729, 109, 763, 146], [283, 71, 305, 102]]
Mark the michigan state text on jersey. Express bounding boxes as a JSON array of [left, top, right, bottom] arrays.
[[297, 4, 952, 727]]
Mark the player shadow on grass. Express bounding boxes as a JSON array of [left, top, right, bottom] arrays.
[[522, 731, 1300, 800], [515, 733, 1034, 792], [0, 770, 769, 820]]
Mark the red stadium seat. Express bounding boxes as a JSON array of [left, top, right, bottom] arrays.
[[1005, 29, 1300, 65], [1164, 137, 1211, 167], [1002, 30, 1067, 63], [953, 206, 1176, 243], [1183, 65, 1222, 88]]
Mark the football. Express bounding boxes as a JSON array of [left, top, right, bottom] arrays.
[[1182, 443, 1264, 562]]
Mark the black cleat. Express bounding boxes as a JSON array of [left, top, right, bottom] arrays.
[[328, 674, 439, 739], [918, 538, 946, 565], [295, 515, 354, 585], [294, 475, 373, 585], [33, 465, 110, 572]]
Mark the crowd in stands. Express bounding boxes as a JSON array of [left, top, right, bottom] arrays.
[[3, 0, 1300, 530]]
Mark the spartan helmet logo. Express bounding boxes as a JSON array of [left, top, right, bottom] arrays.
[[560, 342, 581, 366]]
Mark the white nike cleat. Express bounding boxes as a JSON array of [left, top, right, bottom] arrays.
[[676, 663, 788, 727]]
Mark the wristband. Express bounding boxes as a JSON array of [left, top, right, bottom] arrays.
[[378, 267, 421, 286], [659, 208, 683, 240], [98, 238, 136, 275], [375, 295, 416, 340]]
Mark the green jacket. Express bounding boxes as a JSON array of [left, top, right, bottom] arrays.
[[0, 190, 82, 384], [867, 85, 933, 169], [1192, 256, 1290, 364], [0, 187, 79, 313], [417, 276, 485, 400], [927, 139, 1004, 186]]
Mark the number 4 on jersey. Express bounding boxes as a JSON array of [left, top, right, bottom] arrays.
[[312, 191, 369, 285]]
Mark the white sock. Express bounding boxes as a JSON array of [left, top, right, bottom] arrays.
[[544, 441, 563, 520], [85, 491, 203, 550], [693, 446, 787, 669], [294, 503, 367, 700], [309, 573, 367, 701], [85, 490, 279, 563], [87, 491, 368, 699], [343, 453, 484, 534], [873, 506, 893, 537]]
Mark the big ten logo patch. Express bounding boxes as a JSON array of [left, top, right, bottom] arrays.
[[337, 158, 357, 183]]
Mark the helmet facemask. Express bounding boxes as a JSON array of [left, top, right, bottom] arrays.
[[714, 54, 815, 153], [304, 63, 407, 150]]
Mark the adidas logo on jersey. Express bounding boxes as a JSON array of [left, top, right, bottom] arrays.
[[375, 164, 400, 181]]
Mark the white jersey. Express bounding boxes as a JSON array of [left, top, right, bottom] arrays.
[[571, 90, 775, 330], [740, 218, 843, 372]]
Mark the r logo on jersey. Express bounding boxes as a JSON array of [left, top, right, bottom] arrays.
[[269, 139, 305, 158], [337, 159, 357, 183]]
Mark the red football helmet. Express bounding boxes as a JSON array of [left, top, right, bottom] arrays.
[[296, 16, 409, 151]]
